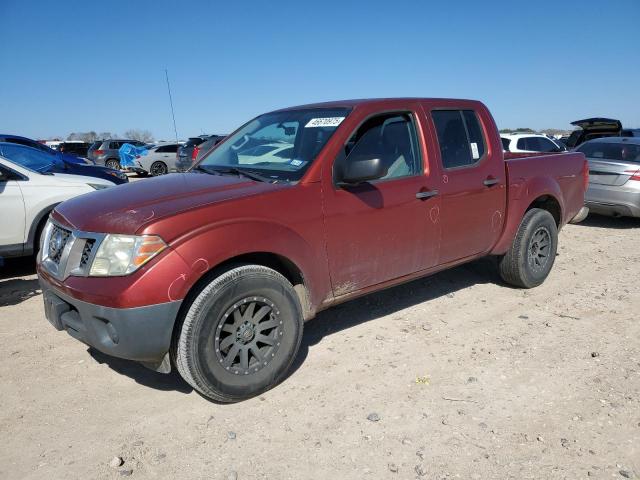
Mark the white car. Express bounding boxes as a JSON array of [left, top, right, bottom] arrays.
[[501, 134, 566, 153], [0, 155, 115, 259], [132, 143, 181, 176]]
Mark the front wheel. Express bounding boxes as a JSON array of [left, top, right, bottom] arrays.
[[498, 208, 558, 288], [173, 265, 304, 402]]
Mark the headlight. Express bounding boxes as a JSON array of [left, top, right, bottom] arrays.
[[88, 183, 109, 190], [89, 235, 167, 276]]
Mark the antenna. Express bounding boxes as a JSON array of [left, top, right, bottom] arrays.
[[165, 69, 179, 144]]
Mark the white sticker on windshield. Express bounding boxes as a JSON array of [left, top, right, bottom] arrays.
[[305, 117, 345, 128], [290, 159, 304, 167], [470, 142, 480, 159]]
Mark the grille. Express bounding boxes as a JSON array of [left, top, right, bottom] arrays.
[[47, 225, 72, 264], [79, 239, 95, 268]]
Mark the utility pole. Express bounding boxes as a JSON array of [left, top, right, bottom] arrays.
[[165, 69, 179, 144]]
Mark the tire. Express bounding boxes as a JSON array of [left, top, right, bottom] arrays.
[[173, 265, 304, 402], [105, 159, 121, 170], [150, 161, 168, 176], [569, 206, 589, 224], [498, 208, 558, 288]]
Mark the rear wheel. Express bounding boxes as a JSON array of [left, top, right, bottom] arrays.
[[105, 159, 121, 170], [173, 265, 304, 402], [150, 161, 168, 176], [499, 208, 558, 288]]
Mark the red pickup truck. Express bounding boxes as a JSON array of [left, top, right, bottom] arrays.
[[38, 98, 587, 402]]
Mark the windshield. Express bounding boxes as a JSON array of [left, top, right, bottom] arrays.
[[578, 142, 640, 163], [0, 142, 62, 173], [196, 107, 351, 182]]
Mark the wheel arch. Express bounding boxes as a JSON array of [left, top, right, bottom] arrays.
[[526, 194, 562, 227], [25, 203, 58, 255], [170, 250, 312, 365], [492, 175, 565, 255]]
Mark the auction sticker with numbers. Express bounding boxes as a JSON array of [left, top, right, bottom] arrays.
[[305, 117, 345, 128]]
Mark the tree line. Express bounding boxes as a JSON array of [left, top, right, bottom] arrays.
[[66, 129, 154, 143]]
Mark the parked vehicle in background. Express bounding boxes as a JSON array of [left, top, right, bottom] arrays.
[[131, 143, 180, 176], [37, 98, 587, 403], [193, 135, 226, 163], [0, 134, 89, 165], [56, 141, 91, 158], [501, 133, 566, 152], [565, 118, 622, 149], [576, 137, 640, 218], [622, 128, 640, 137], [176, 136, 208, 171], [87, 139, 146, 169], [0, 154, 116, 260], [0, 143, 128, 185], [176, 135, 225, 171]]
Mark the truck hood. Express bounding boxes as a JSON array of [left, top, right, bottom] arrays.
[[53, 172, 287, 234]]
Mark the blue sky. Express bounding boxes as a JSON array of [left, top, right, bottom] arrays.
[[1, 0, 638, 140]]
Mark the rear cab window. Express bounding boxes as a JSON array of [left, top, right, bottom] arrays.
[[431, 110, 486, 169]]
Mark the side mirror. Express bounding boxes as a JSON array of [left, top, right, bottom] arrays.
[[337, 156, 388, 186]]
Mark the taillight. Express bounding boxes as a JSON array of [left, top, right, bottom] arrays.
[[94, 150, 104, 155], [191, 146, 199, 162], [625, 168, 640, 181], [583, 159, 589, 190]]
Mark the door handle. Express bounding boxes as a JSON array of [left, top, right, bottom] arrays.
[[483, 177, 500, 187], [416, 190, 439, 200]]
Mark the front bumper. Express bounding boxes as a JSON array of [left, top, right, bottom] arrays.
[[40, 275, 181, 363]]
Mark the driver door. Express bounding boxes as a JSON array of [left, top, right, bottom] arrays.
[[322, 111, 440, 295]]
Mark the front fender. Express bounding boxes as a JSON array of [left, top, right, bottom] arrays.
[[168, 219, 331, 310]]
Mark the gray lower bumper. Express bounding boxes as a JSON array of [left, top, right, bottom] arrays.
[[40, 278, 181, 364], [586, 184, 640, 218]]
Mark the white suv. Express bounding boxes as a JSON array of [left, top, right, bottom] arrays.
[[0, 155, 115, 259], [501, 134, 565, 153]]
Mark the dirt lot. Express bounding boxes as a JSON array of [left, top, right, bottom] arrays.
[[1, 215, 639, 480]]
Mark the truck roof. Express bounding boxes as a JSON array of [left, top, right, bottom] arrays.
[[273, 97, 483, 112]]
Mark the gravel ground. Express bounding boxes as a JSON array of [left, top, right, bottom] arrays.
[[1, 214, 639, 480]]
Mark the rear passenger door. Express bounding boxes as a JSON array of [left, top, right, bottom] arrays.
[[429, 108, 506, 264]]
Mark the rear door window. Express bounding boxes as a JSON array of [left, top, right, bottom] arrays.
[[432, 110, 485, 169], [156, 144, 178, 153]]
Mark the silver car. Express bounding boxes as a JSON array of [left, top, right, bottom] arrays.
[[576, 137, 640, 218], [132, 143, 181, 176]]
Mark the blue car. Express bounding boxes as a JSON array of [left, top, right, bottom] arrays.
[[0, 142, 129, 185], [0, 134, 92, 165]]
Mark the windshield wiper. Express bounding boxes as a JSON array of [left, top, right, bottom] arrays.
[[209, 167, 278, 183], [192, 165, 215, 174]]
